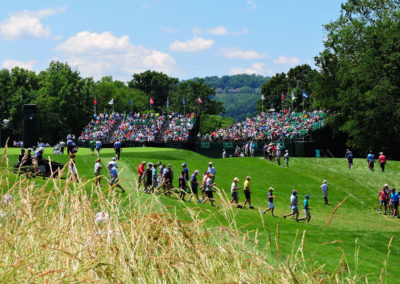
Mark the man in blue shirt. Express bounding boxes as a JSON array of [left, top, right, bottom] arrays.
[[108, 164, 125, 193], [367, 151, 375, 171], [283, 190, 299, 221], [182, 163, 189, 181], [345, 149, 354, 170], [114, 140, 121, 160], [188, 170, 200, 203], [298, 195, 311, 224], [390, 188, 399, 218]]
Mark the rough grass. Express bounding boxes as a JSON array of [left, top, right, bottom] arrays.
[[1, 146, 399, 282]]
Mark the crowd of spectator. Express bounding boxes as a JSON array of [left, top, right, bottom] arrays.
[[163, 113, 196, 142], [79, 113, 122, 141], [204, 111, 328, 142], [111, 113, 165, 142]]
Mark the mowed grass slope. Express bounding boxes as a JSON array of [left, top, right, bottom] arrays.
[[2, 147, 400, 281]]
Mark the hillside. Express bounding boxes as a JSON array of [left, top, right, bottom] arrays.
[[191, 74, 270, 121], [1, 147, 399, 282]]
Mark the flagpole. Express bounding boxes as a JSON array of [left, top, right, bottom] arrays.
[[94, 96, 96, 115]]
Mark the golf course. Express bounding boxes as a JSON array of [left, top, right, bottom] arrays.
[[1, 146, 399, 282]]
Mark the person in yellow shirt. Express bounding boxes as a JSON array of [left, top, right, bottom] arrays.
[[243, 176, 254, 209]]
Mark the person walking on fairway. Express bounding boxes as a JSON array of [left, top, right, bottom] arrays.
[[189, 170, 201, 203], [114, 139, 122, 160], [202, 173, 216, 206], [144, 163, 153, 193], [378, 184, 389, 215], [378, 152, 387, 172], [230, 177, 241, 208], [108, 164, 125, 193], [283, 190, 299, 221], [345, 149, 354, 170], [367, 151, 375, 171], [178, 171, 187, 201], [284, 150, 289, 167], [262, 187, 275, 216], [207, 162, 216, 182], [89, 139, 95, 156], [297, 195, 311, 224], [94, 158, 102, 187], [320, 180, 329, 205], [390, 188, 399, 218], [243, 176, 254, 209], [95, 140, 102, 157], [137, 161, 146, 189]]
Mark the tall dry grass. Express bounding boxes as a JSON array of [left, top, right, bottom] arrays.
[[0, 150, 367, 283]]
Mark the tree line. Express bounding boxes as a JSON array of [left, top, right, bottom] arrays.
[[259, 0, 400, 156], [0, 62, 224, 143]]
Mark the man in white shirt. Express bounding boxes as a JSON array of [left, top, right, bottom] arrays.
[[320, 180, 329, 205]]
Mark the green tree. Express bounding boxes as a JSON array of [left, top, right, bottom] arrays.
[[313, 0, 400, 154], [259, 73, 288, 112], [128, 70, 178, 112]]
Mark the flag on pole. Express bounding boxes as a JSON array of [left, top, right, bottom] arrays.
[[261, 94, 265, 101], [108, 98, 114, 105], [182, 97, 186, 105], [129, 98, 133, 105], [198, 97, 203, 104], [281, 92, 285, 100], [291, 92, 295, 100], [149, 97, 154, 105], [302, 91, 309, 99], [93, 99, 97, 105], [166, 97, 169, 108]]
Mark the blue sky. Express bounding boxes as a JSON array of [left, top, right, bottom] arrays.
[[0, 0, 344, 81]]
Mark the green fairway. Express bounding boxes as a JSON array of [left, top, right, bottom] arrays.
[[2, 146, 399, 281]]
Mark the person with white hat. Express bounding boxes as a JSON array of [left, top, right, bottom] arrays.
[[378, 184, 389, 214], [108, 157, 118, 172], [320, 180, 329, 205], [230, 177, 241, 208], [284, 150, 290, 167]]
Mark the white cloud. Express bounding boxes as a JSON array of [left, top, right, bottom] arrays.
[[2, 59, 37, 70], [55, 31, 176, 80], [161, 26, 179, 33], [169, 36, 214, 52], [273, 56, 300, 66], [247, 0, 257, 10], [208, 26, 227, 35], [229, 63, 272, 76], [192, 26, 247, 36], [221, 48, 267, 60], [0, 7, 66, 40]]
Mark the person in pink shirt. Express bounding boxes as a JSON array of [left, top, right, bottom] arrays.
[[378, 152, 387, 172]]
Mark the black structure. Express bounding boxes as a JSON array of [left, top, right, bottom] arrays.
[[22, 104, 37, 148]]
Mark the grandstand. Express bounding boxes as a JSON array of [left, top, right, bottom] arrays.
[[203, 111, 328, 142], [78, 111, 328, 145]]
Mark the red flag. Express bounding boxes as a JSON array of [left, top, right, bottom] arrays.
[[198, 97, 203, 104], [281, 92, 285, 100], [93, 99, 97, 105], [149, 97, 154, 105]]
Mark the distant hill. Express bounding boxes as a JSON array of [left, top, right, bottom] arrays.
[[191, 74, 270, 121]]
